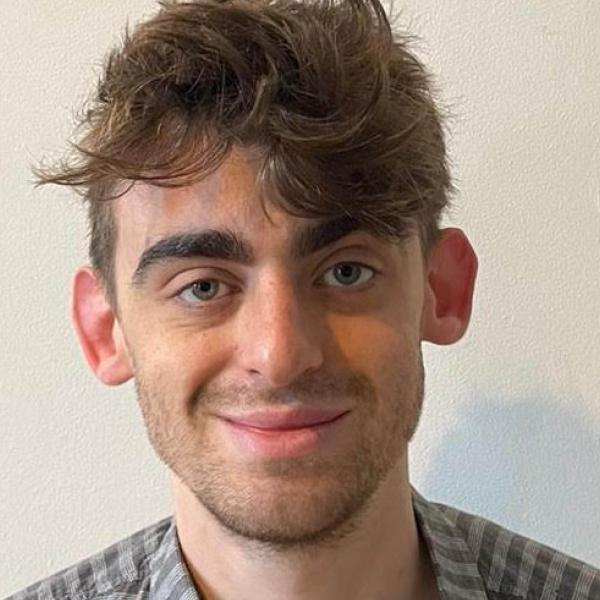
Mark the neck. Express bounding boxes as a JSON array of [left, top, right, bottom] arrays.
[[171, 459, 439, 600]]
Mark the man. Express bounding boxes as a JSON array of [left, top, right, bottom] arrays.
[[6, 0, 599, 598]]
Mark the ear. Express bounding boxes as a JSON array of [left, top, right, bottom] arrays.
[[72, 267, 133, 385], [421, 228, 478, 345]]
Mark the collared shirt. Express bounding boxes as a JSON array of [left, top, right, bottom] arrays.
[[5, 488, 600, 600]]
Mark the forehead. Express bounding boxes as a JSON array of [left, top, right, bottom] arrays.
[[114, 150, 349, 253], [114, 150, 262, 235], [112, 150, 412, 268]]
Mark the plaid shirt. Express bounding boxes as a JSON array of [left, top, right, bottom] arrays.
[[5, 488, 599, 600]]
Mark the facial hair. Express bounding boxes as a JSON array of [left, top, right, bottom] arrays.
[[133, 349, 425, 553]]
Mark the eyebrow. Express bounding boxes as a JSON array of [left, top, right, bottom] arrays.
[[131, 215, 373, 287]]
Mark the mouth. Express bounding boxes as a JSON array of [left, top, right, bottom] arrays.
[[220, 408, 351, 431], [216, 408, 352, 459]]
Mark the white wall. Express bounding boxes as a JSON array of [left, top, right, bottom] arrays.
[[1, 1, 599, 594]]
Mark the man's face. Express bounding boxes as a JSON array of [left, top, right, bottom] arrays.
[[111, 149, 427, 548]]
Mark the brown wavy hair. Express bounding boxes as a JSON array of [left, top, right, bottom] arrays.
[[35, 0, 452, 304]]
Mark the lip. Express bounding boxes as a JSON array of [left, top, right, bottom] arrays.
[[216, 408, 352, 459], [220, 408, 351, 431]]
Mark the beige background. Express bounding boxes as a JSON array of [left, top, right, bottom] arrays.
[[2, 1, 599, 595]]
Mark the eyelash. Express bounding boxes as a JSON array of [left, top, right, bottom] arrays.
[[175, 262, 379, 308]]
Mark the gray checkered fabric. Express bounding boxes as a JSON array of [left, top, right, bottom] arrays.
[[5, 488, 599, 599]]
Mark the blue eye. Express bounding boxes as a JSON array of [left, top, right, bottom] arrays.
[[321, 263, 376, 287], [178, 279, 228, 305]]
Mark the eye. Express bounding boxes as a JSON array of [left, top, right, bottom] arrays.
[[320, 262, 376, 288], [177, 279, 233, 305]]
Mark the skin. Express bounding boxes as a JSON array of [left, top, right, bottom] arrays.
[[73, 148, 478, 600]]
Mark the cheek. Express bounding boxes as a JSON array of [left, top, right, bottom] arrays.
[[334, 314, 417, 378], [329, 316, 420, 425], [127, 322, 234, 402]]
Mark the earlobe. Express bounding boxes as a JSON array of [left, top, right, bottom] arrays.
[[421, 228, 478, 345], [72, 267, 133, 386]]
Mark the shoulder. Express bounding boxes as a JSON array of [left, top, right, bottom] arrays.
[[432, 499, 600, 599], [3, 517, 173, 600]]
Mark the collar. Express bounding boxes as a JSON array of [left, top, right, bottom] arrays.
[[412, 487, 489, 599], [148, 517, 200, 600]]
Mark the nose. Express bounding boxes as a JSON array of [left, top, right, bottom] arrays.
[[234, 272, 325, 388]]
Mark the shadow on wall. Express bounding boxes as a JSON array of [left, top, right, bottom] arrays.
[[419, 393, 600, 566]]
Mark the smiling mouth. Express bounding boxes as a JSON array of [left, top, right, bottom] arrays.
[[217, 408, 353, 459], [220, 408, 352, 431]]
